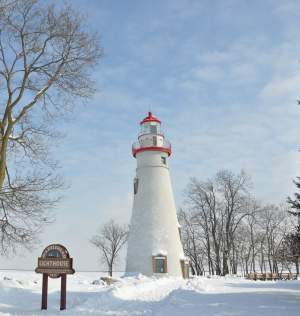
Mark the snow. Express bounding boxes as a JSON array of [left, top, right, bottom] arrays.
[[0, 270, 299, 315]]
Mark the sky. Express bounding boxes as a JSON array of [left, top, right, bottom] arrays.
[[1, 0, 300, 271]]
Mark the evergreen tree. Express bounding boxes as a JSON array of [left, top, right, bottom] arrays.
[[287, 177, 300, 222], [287, 177, 300, 274], [279, 232, 300, 275]]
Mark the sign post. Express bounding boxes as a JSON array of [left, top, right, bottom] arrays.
[[60, 274, 67, 310], [35, 244, 75, 310], [41, 273, 48, 309]]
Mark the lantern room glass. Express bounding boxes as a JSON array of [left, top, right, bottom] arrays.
[[141, 122, 161, 135]]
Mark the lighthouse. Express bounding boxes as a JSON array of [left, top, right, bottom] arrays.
[[126, 112, 189, 278]]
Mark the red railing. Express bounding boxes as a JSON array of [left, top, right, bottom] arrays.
[[132, 139, 172, 157]]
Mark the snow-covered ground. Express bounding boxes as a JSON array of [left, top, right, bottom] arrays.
[[0, 270, 299, 315]]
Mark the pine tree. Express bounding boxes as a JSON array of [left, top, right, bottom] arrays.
[[287, 177, 300, 221], [279, 232, 300, 275], [287, 177, 300, 274]]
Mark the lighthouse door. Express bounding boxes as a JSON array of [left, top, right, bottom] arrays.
[[156, 259, 165, 273], [152, 255, 167, 274]]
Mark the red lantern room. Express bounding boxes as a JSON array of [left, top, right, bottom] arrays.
[[132, 112, 172, 157]]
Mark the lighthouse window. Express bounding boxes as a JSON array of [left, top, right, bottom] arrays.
[[134, 178, 139, 195], [161, 157, 166, 165], [152, 255, 167, 273], [150, 125, 157, 134]]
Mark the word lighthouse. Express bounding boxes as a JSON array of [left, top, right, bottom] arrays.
[[126, 112, 189, 278]]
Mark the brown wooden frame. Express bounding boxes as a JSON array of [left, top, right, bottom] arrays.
[[152, 255, 168, 273], [180, 259, 189, 279]]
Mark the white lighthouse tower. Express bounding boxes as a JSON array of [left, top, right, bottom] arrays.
[[126, 112, 189, 278]]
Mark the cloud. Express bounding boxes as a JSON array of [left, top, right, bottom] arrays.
[[260, 74, 300, 100], [193, 66, 225, 81], [273, 0, 300, 16]]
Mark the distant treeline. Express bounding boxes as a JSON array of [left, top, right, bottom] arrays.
[[179, 170, 300, 276]]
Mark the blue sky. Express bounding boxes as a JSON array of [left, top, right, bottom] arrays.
[[1, 0, 300, 271]]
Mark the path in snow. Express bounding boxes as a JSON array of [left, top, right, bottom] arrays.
[[0, 271, 299, 315]]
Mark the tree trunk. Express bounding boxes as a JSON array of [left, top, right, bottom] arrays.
[[214, 245, 222, 275], [191, 265, 195, 276], [0, 125, 13, 190], [295, 257, 299, 275], [109, 262, 113, 277], [206, 232, 213, 275], [222, 250, 229, 275], [245, 258, 249, 275], [268, 255, 272, 273], [251, 245, 256, 273]]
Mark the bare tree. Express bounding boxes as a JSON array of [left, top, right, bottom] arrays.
[[178, 209, 205, 275], [258, 204, 289, 273], [216, 170, 252, 275], [183, 170, 253, 276], [0, 0, 101, 253], [185, 177, 223, 275], [90, 220, 128, 277], [182, 170, 296, 276], [231, 198, 261, 275]]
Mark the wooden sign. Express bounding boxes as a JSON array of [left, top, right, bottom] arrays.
[[35, 244, 75, 310]]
